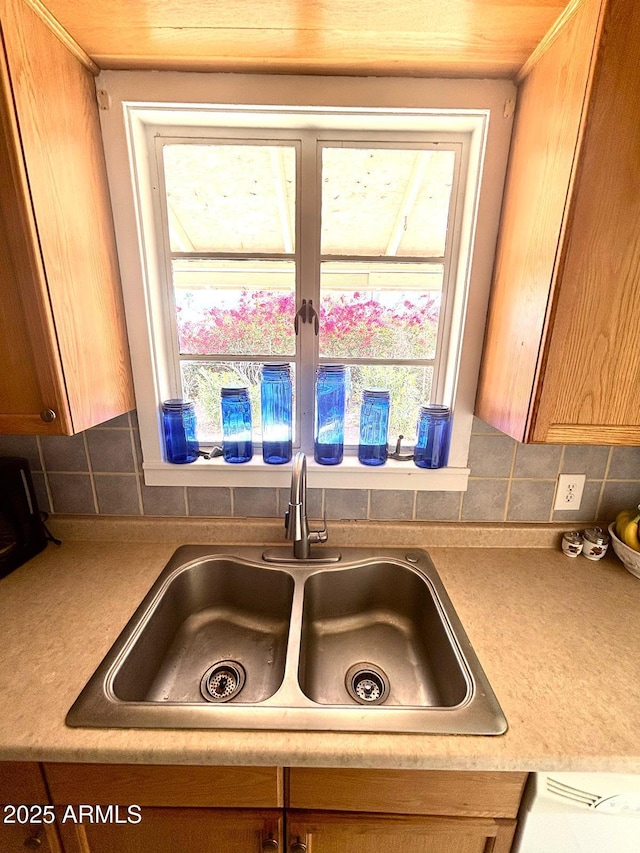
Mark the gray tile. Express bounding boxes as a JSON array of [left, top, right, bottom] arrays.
[[87, 429, 136, 473], [31, 472, 51, 514], [415, 491, 462, 521], [94, 412, 132, 429], [370, 490, 414, 520], [325, 489, 368, 520], [513, 444, 561, 479], [607, 447, 640, 480], [41, 433, 89, 472], [467, 434, 515, 478], [552, 480, 601, 523], [597, 481, 640, 524], [561, 446, 610, 480], [233, 488, 278, 518], [0, 435, 42, 471], [95, 474, 141, 515], [132, 430, 143, 470], [507, 480, 556, 522], [471, 416, 504, 435], [187, 487, 232, 517], [140, 480, 187, 516], [461, 480, 508, 521], [48, 473, 96, 514], [278, 487, 323, 519]]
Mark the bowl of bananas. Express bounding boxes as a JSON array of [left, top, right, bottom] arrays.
[[609, 505, 640, 579]]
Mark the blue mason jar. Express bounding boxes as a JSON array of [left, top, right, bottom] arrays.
[[260, 363, 293, 464], [221, 386, 253, 463], [414, 404, 451, 469], [358, 388, 390, 466], [314, 364, 347, 465], [162, 399, 199, 464]]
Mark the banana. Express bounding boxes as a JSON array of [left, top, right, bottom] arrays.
[[616, 508, 636, 539], [618, 506, 640, 552]]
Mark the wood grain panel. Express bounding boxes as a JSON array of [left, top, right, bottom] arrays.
[[545, 424, 640, 445], [287, 769, 526, 819], [41, 0, 570, 77], [2, 0, 134, 433], [0, 208, 42, 414], [58, 808, 281, 853], [475, 0, 603, 441], [0, 25, 71, 433], [0, 764, 62, 853], [0, 762, 49, 804], [531, 0, 640, 439], [288, 812, 504, 853], [22, 0, 98, 73], [44, 764, 283, 809]]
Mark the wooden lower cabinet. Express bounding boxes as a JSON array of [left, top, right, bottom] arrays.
[[44, 763, 284, 853], [288, 811, 516, 853], [0, 763, 525, 853], [0, 762, 63, 852], [0, 819, 62, 853], [57, 808, 282, 853], [286, 769, 525, 853]]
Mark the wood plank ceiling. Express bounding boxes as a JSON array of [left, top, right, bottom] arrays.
[[39, 0, 575, 78]]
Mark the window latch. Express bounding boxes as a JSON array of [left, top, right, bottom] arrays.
[[294, 299, 319, 335]]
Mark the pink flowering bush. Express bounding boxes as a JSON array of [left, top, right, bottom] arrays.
[[177, 291, 296, 356], [178, 289, 439, 359], [177, 289, 440, 441]]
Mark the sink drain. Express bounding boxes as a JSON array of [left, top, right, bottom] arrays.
[[200, 660, 246, 703], [345, 662, 389, 705]]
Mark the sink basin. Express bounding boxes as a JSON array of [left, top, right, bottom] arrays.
[[67, 545, 507, 735], [298, 562, 468, 708], [112, 560, 294, 704]]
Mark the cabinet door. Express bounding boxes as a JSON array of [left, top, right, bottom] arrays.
[[0, 821, 62, 853], [0, 30, 70, 434], [530, 0, 640, 444], [475, 0, 604, 442], [0, 0, 134, 435], [288, 812, 515, 853], [0, 762, 63, 853], [58, 807, 282, 853]]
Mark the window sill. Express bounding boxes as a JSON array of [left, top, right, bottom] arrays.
[[143, 456, 470, 491]]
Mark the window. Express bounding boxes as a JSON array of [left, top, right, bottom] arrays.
[[156, 131, 463, 451], [100, 73, 514, 489]]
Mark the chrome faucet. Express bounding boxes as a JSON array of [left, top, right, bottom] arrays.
[[285, 452, 328, 559]]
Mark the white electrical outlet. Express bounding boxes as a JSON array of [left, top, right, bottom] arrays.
[[553, 473, 586, 511]]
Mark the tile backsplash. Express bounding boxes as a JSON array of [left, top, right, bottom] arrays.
[[1, 413, 639, 523]]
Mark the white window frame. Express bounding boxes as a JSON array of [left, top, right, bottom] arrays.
[[98, 72, 515, 491]]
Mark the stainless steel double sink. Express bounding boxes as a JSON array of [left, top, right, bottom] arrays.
[[67, 545, 507, 735]]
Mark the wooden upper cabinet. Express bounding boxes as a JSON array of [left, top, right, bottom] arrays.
[[0, 0, 133, 435], [476, 0, 640, 444]]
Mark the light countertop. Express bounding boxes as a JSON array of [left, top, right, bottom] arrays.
[[1, 517, 638, 773]]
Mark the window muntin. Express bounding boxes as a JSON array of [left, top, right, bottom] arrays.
[[154, 130, 465, 449]]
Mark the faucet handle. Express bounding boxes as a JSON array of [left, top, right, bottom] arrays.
[[308, 516, 328, 544]]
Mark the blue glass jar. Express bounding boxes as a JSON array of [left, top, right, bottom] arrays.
[[162, 399, 199, 464], [414, 405, 451, 469], [221, 386, 253, 463], [314, 364, 346, 465], [358, 389, 390, 466], [260, 363, 292, 464]]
